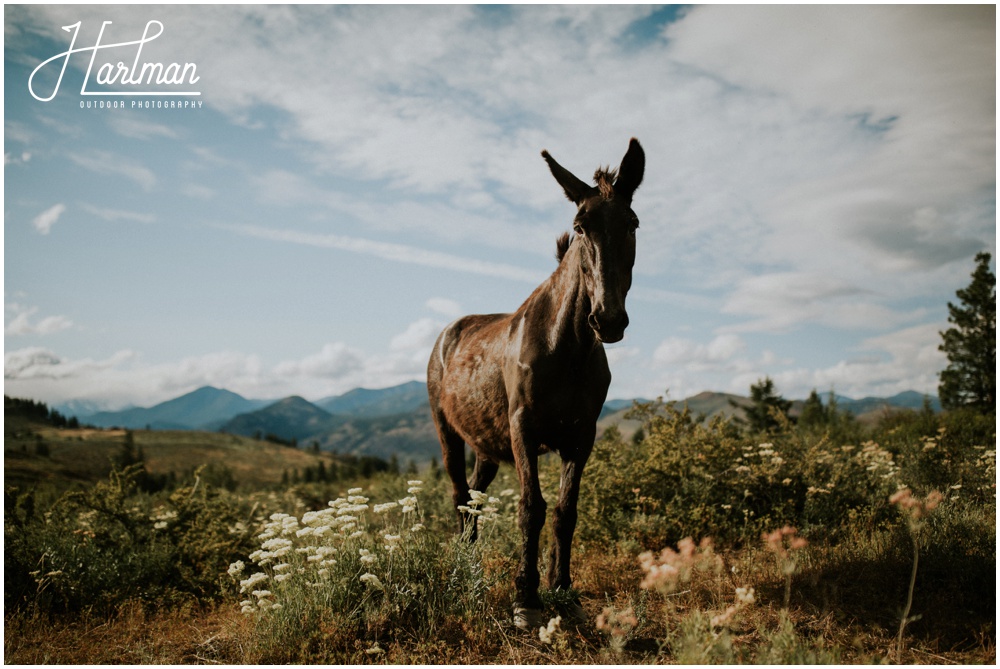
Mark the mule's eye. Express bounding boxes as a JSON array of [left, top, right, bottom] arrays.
[[573, 223, 584, 235]]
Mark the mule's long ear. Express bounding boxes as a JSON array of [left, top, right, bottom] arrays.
[[614, 138, 645, 204], [542, 149, 594, 205]]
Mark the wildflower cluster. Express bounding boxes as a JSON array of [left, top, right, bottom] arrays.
[[596, 605, 638, 655], [638, 537, 721, 594], [710, 586, 756, 628], [762, 526, 808, 566], [889, 487, 943, 527], [230, 482, 428, 617]]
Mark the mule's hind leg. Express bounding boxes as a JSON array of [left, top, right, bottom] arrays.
[[436, 419, 474, 535], [465, 456, 499, 541]]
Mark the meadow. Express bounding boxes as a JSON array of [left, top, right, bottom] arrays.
[[4, 399, 995, 664]]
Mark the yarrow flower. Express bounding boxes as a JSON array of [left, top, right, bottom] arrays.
[[227, 560, 245, 578], [373, 502, 398, 514], [239, 571, 269, 593], [538, 615, 562, 645], [360, 572, 384, 590]]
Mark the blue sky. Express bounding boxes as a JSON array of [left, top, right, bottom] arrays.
[[4, 5, 996, 411]]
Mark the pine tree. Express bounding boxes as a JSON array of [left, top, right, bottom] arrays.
[[735, 377, 793, 432], [938, 252, 995, 413], [798, 389, 827, 430]]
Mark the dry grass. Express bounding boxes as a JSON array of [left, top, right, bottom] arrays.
[[5, 538, 994, 665]]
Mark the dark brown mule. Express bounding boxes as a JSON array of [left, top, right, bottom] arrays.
[[427, 138, 644, 629]]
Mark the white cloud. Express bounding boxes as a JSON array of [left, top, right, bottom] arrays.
[[5, 303, 73, 336], [273, 342, 365, 381], [107, 115, 180, 140], [80, 203, 156, 224], [666, 5, 993, 276], [768, 323, 948, 399], [223, 223, 546, 283], [720, 273, 922, 333], [389, 318, 442, 353], [31, 203, 65, 234], [425, 297, 463, 319], [4, 347, 135, 382], [4, 151, 31, 165], [654, 334, 745, 368], [68, 151, 156, 191]]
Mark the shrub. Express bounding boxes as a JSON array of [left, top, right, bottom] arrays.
[[229, 480, 525, 662], [4, 465, 257, 615]]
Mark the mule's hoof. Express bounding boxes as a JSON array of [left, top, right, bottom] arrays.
[[559, 598, 587, 624], [513, 606, 545, 631]]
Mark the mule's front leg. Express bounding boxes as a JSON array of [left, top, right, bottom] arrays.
[[510, 409, 547, 630], [547, 455, 584, 590], [546, 447, 591, 622]]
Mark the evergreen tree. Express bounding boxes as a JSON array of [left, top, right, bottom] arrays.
[[798, 389, 827, 430], [735, 377, 793, 432], [112, 430, 143, 469], [938, 252, 996, 412]]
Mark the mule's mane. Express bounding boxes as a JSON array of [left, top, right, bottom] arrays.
[[555, 231, 571, 263], [594, 166, 618, 200]]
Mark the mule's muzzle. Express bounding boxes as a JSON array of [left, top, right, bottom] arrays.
[[588, 310, 629, 343]]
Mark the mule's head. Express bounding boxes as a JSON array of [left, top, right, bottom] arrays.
[[542, 138, 645, 343]]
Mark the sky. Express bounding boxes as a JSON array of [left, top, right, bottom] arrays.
[[4, 4, 996, 413]]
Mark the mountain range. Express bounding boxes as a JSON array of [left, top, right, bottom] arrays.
[[69, 384, 940, 464]]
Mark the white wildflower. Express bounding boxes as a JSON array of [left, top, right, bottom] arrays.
[[373, 502, 398, 514], [261, 538, 293, 551], [274, 573, 292, 583], [539, 615, 562, 644], [411, 523, 425, 533], [227, 560, 245, 577], [239, 572, 268, 593], [735, 586, 755, 605], [360, 573, 384, 590], [365, 643, 385, 655]]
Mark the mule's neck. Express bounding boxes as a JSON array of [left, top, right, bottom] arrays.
[[519, 236, 599, 354]]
